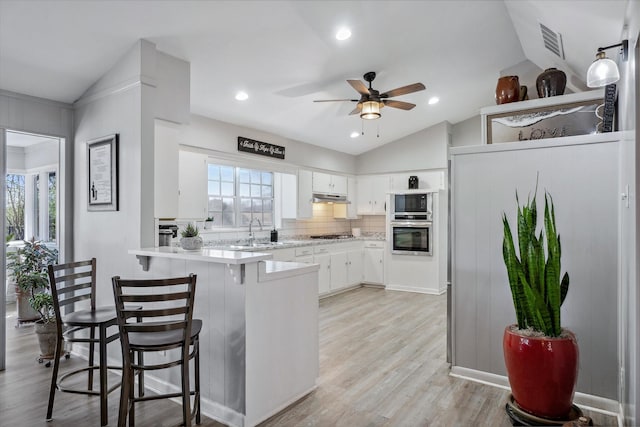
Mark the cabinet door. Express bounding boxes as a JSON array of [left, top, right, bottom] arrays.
[[154, 120, 179, 218], [330, 252, 348, 291], [270, 248, 296, 262], [331, 175, 348, 195], [371, 176, 389, 214], [312, 172, 333, 193], [178, 150, 207, 219], [315, 253, 332, 295], [297, 170, 313, 219], [346, 176, 357, 218], [356, 177, 373, 214], [347, 249, 363, 285], [364, 248, 384, 284]]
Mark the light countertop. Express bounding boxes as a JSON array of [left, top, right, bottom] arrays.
[[129, 246, 273, 265]]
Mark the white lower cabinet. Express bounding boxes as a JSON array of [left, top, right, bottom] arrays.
[[315, 253, 331, 294], [329, 248, 363, 292], [269, 241, 370, 296], [363, 241, 384, 284]]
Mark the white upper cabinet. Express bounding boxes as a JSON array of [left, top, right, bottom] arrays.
[[357, 175, 390, 215], [312, 172, 347, 195], [178, 150, 208, 219], [333, 176, 358, 219], [297, 169, 313, 218], [154, 120, 180, 219]]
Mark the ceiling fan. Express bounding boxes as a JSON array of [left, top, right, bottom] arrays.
[[313, 71, 426, 119]]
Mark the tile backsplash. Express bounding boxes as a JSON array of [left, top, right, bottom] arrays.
[[168, 204, 386, 245]]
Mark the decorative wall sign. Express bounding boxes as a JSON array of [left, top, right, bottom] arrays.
[[87, 134, 119, 211], [237, 137, 285, 159]]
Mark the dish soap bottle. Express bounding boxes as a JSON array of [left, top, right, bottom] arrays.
[[270, 228, 278, 242]]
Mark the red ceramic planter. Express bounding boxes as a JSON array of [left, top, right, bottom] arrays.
[[503, 325, 579, 419]]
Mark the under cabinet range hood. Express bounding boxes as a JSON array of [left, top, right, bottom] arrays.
[[312, 193, 350, 204]]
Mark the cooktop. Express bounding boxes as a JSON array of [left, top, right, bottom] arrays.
[[309, 234, 354, 240]]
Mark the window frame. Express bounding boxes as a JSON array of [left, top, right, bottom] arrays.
[[206, 161, 274, 230]]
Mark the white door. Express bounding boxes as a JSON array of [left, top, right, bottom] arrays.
[[364, 247, 384, 284], [347, 249, 363, 285], [330, 252, 348, 291], [315, 253, 332, 294]]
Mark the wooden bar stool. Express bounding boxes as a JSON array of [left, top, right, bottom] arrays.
[[47, 258, 136, 426], [112, 274, 201, 427]]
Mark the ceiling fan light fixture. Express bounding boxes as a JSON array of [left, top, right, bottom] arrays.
[[360, 100, 381, 120]]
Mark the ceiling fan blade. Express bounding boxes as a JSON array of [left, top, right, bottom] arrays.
[[380, 83, 426, 98], [313, 99, 359, 102], [383, 99, 416, 110], [347, 79, 370, 96], [349, 104, 362, 115]]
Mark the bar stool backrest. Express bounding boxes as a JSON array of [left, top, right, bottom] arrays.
[[111, 274, 197, 364], [47, 258, 97, 334]]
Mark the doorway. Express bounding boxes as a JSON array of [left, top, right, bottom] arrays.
[[2, 130, 61, 369]]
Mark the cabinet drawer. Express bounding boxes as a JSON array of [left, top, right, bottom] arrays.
[[364, 241, 385, 249], [295, 247, 314, 257], [313, 246, 331, 255]]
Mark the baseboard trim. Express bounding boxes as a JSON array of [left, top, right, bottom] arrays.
[[385, 284, 446, 295], [450, 366, 622, 422], [246, 384, 317, 426]]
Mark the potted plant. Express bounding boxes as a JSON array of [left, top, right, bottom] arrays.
[[180, 223, 203, 250], [7, 238, 58, 324], [30, 292, 58, 361], [502, 187, 578, 419]]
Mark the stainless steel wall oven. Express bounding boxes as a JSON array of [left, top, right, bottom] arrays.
[[390, 220, 432, 255]]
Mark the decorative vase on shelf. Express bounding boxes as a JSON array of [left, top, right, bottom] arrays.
[[495, 76, 520, 105], [536, 68, 566, 98]]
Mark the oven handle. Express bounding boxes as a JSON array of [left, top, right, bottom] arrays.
[[390, 221, 432, 228]]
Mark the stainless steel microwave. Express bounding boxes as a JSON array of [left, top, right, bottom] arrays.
[[392, 193, 432, 220]]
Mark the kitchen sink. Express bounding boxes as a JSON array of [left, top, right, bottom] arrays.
[[227, 241, 288, 250]]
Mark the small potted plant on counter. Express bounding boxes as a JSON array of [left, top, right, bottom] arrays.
[[180, 223, 203, 250], [502, 184, 579, 421]]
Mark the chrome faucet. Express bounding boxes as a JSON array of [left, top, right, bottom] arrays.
[[248, 218, 263, 245]]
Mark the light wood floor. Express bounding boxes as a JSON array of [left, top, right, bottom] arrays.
[[1, 287, 617, 426]]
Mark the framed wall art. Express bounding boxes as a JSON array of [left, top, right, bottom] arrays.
[[87, 134, 119, 211]]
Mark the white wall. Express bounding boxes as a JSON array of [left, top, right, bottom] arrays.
[[0, 90, 74, 371], [356, 121, 451, 174], [181, 114, 357, 175], [451, 115, 482, 147]]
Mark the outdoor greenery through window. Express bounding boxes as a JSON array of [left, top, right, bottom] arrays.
[[6, 174, 25, 240], [207, 164, 273, 228]]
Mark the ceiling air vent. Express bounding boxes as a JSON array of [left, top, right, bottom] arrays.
[[539, 22, 565, 59]]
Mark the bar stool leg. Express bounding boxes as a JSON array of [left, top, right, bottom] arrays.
[[182, 345, 192, 427], [46, 335, 64, 420], [98, 324, 108, 426], [88, 326, 96, 391], [195, 338, 201, 424]]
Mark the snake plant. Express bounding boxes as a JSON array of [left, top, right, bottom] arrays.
[[502, 188, 569, 337]]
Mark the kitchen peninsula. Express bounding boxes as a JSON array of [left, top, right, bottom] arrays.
[[128, 247, 320, 427]]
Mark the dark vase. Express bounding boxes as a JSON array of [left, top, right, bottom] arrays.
[[495, 76, 520, 105], [536, 68, 567, 98]]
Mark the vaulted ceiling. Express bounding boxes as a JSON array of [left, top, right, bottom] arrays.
[[0, 1, 629, 155]]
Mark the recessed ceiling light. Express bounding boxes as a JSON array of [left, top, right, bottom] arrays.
[[428, 96, 440, 105], [336, 28, 352, 41], [235, 91, 249, 101], [350, 131, 359, 138]]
